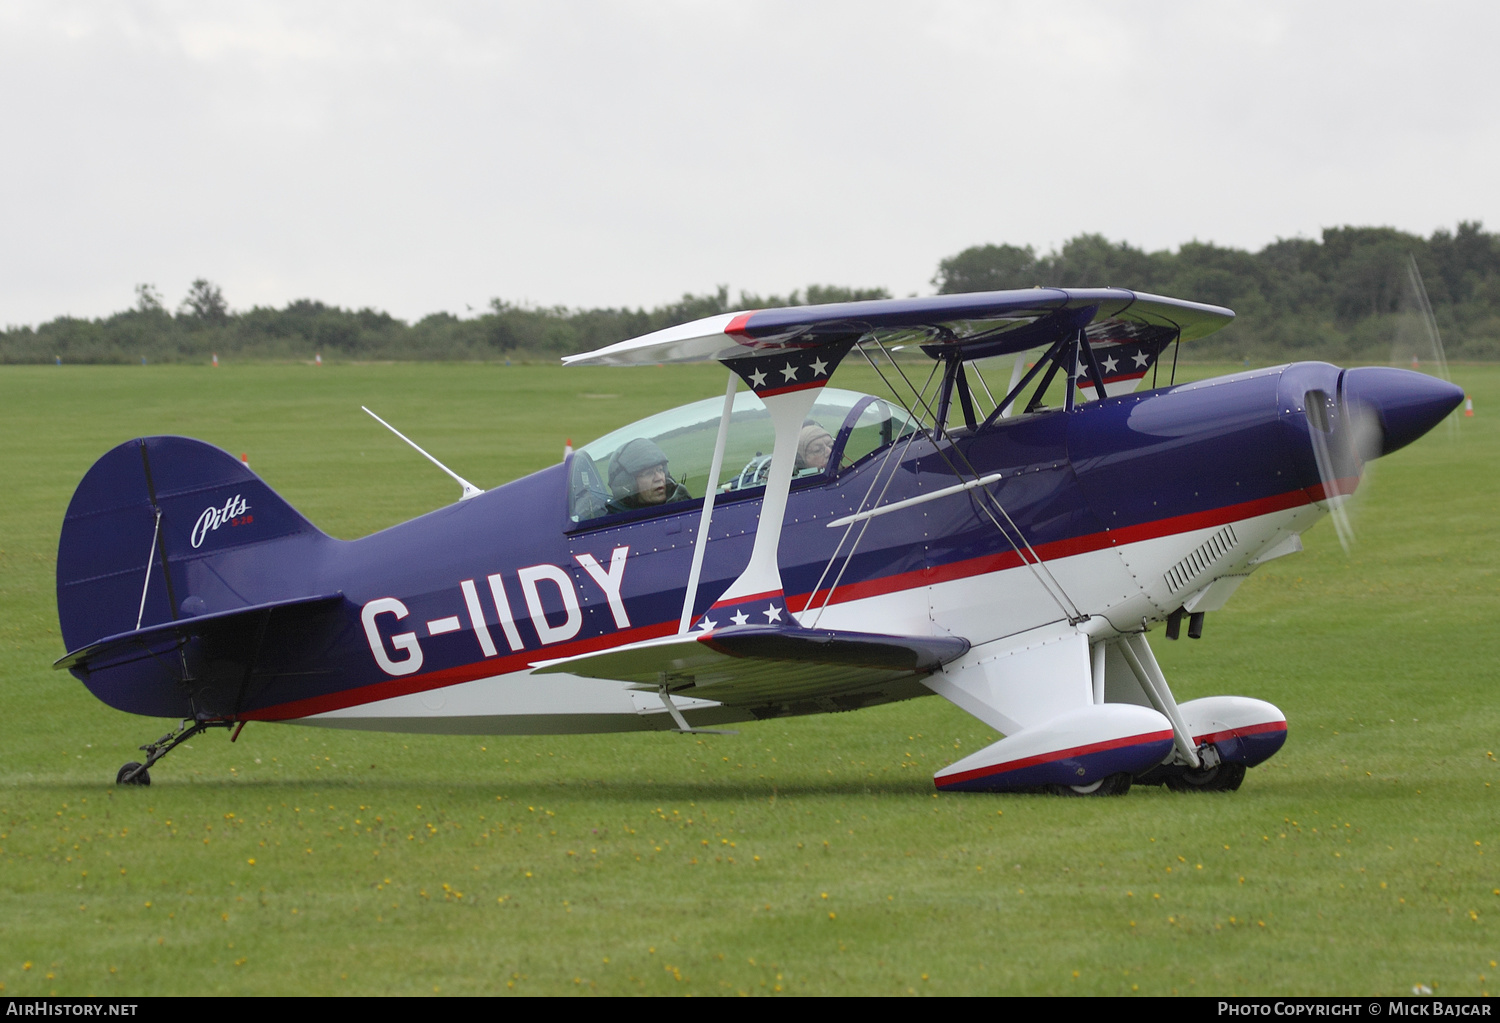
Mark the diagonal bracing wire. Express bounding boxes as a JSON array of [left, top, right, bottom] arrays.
[[861, 338, 1086, 623], [802, 351, 934, 626]]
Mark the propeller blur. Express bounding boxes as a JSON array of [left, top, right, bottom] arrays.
[[55, 289, 1463, 793]]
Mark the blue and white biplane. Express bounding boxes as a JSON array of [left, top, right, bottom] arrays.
[[55, 289, 1462, 793]]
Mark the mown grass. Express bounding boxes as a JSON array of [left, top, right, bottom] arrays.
[[0, 359, 1495, 996]]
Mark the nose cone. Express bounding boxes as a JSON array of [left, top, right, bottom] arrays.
[[1342, 367, 1464, 457]]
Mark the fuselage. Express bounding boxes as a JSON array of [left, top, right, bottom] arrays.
[[182, 360, 1369, 733]]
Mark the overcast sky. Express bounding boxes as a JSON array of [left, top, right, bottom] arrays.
[[2, 0, 1496, 326]]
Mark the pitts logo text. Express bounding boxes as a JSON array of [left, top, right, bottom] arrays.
[[191, 494, 253, 548]]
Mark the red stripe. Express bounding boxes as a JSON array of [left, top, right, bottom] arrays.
[[241, 619, 680, 721], [1079, 370, 1147, 391], [937, 729, 1173, 787], [1305, 475, 1359, 501], [724, 312, 755, 337], [795, 486, 1317, 610], [711, 588, 782, 609], [1193, 720, 1286, 746], [756, 379, 827, 398], [251, 485, 1320, 721]]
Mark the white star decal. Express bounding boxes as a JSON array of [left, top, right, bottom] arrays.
[[730, 610, 749, 626], [763, 603, 783, 623], [780, 362, 799, 383], [810, 357, 828, 377], [1101, 355, 1118, 374], [749, 368, 767, 388], [697, 616, 718, 631], [1132, 350, 1150, 368]]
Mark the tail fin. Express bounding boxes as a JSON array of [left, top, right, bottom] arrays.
[[57, 436, 330, 655]]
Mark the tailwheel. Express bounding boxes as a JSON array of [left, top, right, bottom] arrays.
[[115, 716, 234, 786], [1164, 761, 1245, 792], [1060, 772, 1132, 797], [116, 762, 150, 786]]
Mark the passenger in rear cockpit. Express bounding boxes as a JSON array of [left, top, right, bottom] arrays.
[[796, 423, 834, 472], [607, 438, 690, 513]]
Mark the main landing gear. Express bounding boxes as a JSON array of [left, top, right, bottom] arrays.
[[1163, 759, 1246, 792], [1058, 772, 1133, 796], [1136, 743, 1248, 792], [115, 716, 236, 787]]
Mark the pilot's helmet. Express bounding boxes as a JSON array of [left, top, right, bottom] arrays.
[[796, 423, 834, 469], [608, 437, 670, 496]]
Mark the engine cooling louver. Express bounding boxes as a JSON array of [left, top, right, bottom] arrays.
[[1165, 524, 1239, 594]]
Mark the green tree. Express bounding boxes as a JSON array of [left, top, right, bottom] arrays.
[[134, 283, 165, 315], [180, 279, 229, 326], [932, 244, 1039, 294]]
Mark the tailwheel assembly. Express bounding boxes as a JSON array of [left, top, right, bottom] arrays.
[[115, 715, 236, 787], [116, 762, 150, 786]]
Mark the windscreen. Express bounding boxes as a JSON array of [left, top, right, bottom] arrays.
[[568, 387, 917, 523]]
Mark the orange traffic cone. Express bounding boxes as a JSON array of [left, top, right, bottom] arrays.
[[212, 353, 219, 367], [315, 352, 323, 366], [564, 438, 574, 459], [1465, 395, 1474, 417], [241, 452, 251, 470]]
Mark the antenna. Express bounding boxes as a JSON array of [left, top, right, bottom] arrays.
[[361, 406, 484, 501]]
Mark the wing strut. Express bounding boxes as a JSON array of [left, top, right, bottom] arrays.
[[687, 340, 858, 629], [677, 371, 738, 633], [1115, 633, 1201, 767], [656, 682, 736, 735]]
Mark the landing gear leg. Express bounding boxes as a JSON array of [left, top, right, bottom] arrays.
[[116, 716, 233, 787]]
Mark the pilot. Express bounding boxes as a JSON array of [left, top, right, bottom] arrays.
[[796, 423, 834, 472], [607, 438, 689, 512]]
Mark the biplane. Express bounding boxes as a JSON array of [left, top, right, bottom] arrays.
[[55, 288, 1463, 793]]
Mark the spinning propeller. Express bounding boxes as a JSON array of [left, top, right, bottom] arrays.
[[1306, 256, 1459, 555], [1398, 255, 1458, 440], [1304, 384, 1381, 555]]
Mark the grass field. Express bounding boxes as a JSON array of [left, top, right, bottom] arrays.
[[1, 358, 1495, 996]]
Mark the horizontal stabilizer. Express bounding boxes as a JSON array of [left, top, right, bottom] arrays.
[[55, 593, 344, 674], [533, 625, 969, 708]]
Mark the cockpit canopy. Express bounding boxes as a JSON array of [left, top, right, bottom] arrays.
[[569, 387, 920, 524]]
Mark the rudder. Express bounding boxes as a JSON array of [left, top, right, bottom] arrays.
[[57, 436, 330, 655]]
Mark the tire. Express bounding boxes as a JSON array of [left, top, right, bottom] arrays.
[[1061, 772, 1132, 797], [1132, 764, 1173, 787], [1164, 761, 1245, 792], [117, 762, 151, 786]]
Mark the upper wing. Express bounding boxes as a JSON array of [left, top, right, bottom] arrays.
[[533, 624, 969, 708], [562, 288, 1233, 368]]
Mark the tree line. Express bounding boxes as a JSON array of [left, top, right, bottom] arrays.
[[932, 223, 1500, 363], [4, 223, 1497, 365]]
